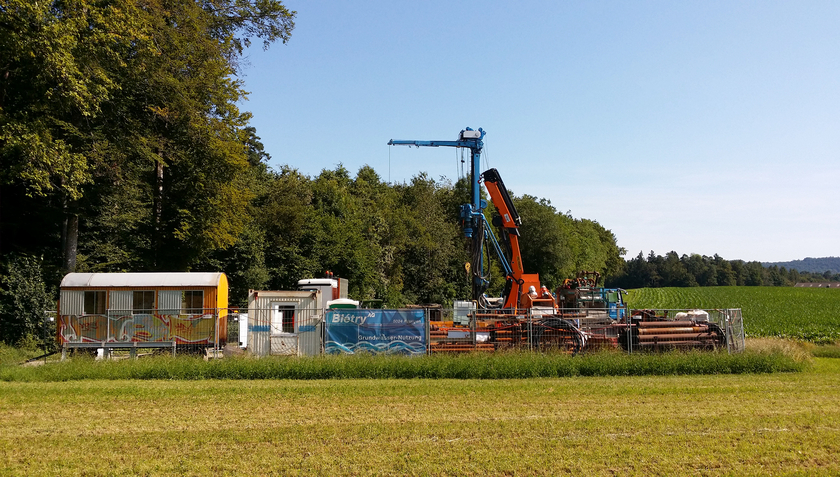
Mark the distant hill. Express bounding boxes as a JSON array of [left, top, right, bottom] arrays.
[[763, 257, 840, 274]]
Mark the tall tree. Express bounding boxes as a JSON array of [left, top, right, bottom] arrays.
[[1, 0, 296, 274]]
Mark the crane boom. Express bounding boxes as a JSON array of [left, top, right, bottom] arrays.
[[482, 168, 541, 309], [388, 128, 486, 239], [388, 128, 543, 309], [388, 128, 489, 300]]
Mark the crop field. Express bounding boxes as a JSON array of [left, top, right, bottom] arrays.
[[626, 286, 840, 342], [1, 357, 838, 476]]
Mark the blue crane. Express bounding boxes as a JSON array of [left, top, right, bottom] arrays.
[[388, 128, 511, 302]]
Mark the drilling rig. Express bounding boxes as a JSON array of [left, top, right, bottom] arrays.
[[389, 128, 729, 353]]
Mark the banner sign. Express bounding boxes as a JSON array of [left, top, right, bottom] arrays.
[[325, 309, 426, 355]]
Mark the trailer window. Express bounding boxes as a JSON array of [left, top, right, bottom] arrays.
[[182, 291, 204, 314], [84, 291, 106, 315], [271, 303, 295, 334], [132, 291, 155, 313]]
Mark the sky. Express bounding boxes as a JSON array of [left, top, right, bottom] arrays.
[[238, 1, 840, 263]]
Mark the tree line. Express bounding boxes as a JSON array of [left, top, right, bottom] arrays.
[[607, 251, 840, 289]]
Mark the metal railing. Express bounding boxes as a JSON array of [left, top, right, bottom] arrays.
[[58, 308, 228, 357], [59, 305, 744, 357], [245, 307, 323, 357]]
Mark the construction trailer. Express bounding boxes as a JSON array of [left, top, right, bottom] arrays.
[[297, 275, 349, 311], [246, 289, 323, 357], [57, 272, 228, 357], [244, 275, 350, 357]]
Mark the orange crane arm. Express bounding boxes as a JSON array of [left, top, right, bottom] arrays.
[[482, 169, 542, 309]]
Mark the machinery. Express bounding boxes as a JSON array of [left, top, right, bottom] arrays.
[[390, 128, 730, 353], [389, 129, 585, 352], [389, 128, 494, 302], [388, 129, 546, 310]]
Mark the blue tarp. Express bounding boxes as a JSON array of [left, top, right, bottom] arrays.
[[325, 309, 426, 355]]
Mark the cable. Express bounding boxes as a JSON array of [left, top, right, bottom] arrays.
[[531, 317, 584, 354]]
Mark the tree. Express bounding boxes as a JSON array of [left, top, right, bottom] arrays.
[[256, 166, 316, 290], [512, 195, 570, 287], [1, 0, 296, 275]]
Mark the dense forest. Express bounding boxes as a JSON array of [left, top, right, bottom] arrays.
[[607, 252, 840, 289]]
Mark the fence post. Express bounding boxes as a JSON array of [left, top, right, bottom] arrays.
[[527, 312, 532, 351], [425, 308, 431, 355], [471, 311, 477, 351], [215, 308, 220, 352]]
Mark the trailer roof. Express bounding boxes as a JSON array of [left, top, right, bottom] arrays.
[[61, 272, 225, 288], [297, 278, 337, 287]]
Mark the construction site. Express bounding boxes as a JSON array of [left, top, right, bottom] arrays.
[[55, 128, 745, 359]]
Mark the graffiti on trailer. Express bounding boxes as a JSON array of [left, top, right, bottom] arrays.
[[59, 313, 215, 344]]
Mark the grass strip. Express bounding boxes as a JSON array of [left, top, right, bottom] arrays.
[[810, 344, 840, 358], [0, 349, 807, 382]]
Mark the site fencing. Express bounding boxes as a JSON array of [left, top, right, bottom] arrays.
[[59, 306, 745, 358], [618, 308, 745, 353], [58, 308, 228, 358], [244, 306, 322, 357]]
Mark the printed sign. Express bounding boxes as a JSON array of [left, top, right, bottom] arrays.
[[325, 309, 426, 355]]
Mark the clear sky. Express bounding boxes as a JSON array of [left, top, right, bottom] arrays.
[[239, 1, 840, 263]]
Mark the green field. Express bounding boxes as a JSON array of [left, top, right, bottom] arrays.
[[1, 358, 838, 476], [626, 286, 840, 342]]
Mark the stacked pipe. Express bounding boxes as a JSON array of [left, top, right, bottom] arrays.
[[428, 324, 495, 353], [490, 323, 528, 348], [429, 342, 495, 353], [619, 320, 724, 351]]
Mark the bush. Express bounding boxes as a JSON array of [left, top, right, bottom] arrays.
[[0, 254, 55, 348]]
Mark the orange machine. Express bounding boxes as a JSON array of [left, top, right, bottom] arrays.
[[481, 168, 552, 311]]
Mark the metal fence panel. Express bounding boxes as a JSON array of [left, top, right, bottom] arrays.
[[298, 311, 322, 356], [245, 306, 323, 356]]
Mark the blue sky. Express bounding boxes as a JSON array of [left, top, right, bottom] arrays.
[[239, 1, 839, 263]]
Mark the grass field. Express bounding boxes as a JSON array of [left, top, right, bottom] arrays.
[[1, 358, 838, 476], [1, 287, 837, 475], [626, 286, 840, 342]]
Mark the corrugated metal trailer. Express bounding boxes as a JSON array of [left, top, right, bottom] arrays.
[[247, 290, 322, 357], [58, 272, 228, 354]]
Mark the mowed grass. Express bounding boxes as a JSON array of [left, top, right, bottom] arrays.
[[1, 359, 839, 476], [626, 286, 840, 342]]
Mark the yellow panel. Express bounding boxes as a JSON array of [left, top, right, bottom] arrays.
[[216, 273, 229, 316]]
